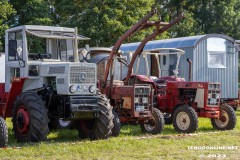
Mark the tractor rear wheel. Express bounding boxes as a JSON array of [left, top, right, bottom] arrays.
[[173, 105, 198, 133], [111, 110, 121, 137], [140, 108, 164, 134], [0, 117, 8, 148], [12, 92, 49, 142], [75, 94, 114, 140], [211, 104, 236, 130]]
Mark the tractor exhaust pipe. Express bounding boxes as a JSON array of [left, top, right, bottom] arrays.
[[74, 27, 79, 62], [187, 58, 192, 82]]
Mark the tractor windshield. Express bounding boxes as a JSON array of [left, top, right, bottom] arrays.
[[26, 29, 89, 61], [88, 48, 128, 81], [134, 48, 184, 78]]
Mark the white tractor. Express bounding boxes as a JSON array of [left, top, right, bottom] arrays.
[[0, 25, 114, 146]]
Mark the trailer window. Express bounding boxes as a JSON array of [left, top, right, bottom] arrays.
[[207, 38, 226, 68], [208, 51, 226, 68]]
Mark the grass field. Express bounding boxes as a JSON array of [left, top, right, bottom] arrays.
[[1, 111, 240, 160]]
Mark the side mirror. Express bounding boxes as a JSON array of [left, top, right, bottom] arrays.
[[17, 46, 23, 56], [8, 40, 17, 57]]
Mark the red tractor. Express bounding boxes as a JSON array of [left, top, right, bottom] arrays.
[[86, 10, 184, 135], [125, 48, 237, 133]]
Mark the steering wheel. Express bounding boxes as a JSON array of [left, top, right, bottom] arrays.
[[37, 53, 52, 59]]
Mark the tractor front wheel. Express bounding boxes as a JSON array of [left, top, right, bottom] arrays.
[[140, 108, 164, 134], [0, 117, 8, 148], [173, 105, 198, 133], [12, 92, 49, 142], [75, 94, 114, 140], [211, 104, 236, 130]]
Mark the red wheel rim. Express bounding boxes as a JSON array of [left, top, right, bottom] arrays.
[[16, 106, 30, 134], [220, 116, 227, 122]]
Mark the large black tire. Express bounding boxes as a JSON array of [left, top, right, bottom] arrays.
[[173, 105, 198, 133], [140, 108, 164, 134], [0, 117, 8, 148], [75, 94, 114, 140], [111, 110, 121, 137], [12, 92, 49, 142], [211, 104, 236, 130], [164, 113, 172, 125]]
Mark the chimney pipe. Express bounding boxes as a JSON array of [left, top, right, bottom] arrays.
[[187, 58, 192, 81]]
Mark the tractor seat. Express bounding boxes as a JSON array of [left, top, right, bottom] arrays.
[[157, 76, 185, 83], [107, 80, 124, 86]]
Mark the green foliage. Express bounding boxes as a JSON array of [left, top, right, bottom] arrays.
[[1, 0, 240, 51], [54, 0, 155, 46], [9, 0, 53, 26], [0, 0, 15, 51]]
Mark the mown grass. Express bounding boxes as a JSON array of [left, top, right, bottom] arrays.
[[1, 111, 240, 160]]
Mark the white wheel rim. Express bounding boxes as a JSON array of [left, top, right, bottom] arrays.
[[214, 110, 229, 128], [59, 118, 71, 127], [144, 123, 155, 132], [144, 117, 156, 132], [176, 111, 190, 131]]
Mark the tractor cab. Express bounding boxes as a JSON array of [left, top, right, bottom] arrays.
[[134, 48, 185, 83], [87, 47, 128, 83], [5, 25, 90, 92], [126, 48, 185, 94]]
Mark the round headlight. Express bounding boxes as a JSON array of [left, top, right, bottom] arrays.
[[208, 84, 213, 89], [142, 97, 148, 103], [69, 85, 77, 93], [134, 97, 139, 103], [208, 94, 212, 98], [89, 85, 96, 93]]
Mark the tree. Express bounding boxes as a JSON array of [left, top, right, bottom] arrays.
[[0, 0, 15, 52], [184, 0, 240, 38], [53, 0, 158, 47], [9, 0, 53, 26]]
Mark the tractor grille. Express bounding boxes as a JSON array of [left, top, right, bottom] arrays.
[[134, 86, 151, 112], [57, 78, 65, 84], [70, 66, 96, 84], [207, 83, 220, 106], [48, 66, 65, 74]]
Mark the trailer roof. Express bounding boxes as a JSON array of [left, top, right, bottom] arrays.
[[120, 34, 235, 53]]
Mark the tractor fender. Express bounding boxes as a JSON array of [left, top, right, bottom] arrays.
[[4, 78, 27, 118]]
